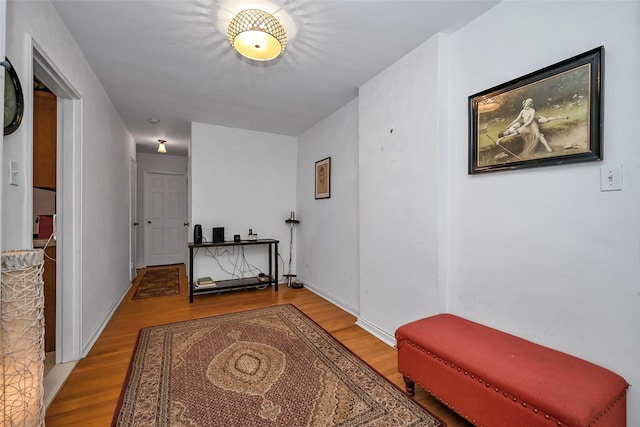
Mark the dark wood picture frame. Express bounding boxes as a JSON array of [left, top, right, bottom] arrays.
[[469, 46, 603, 174], [315, 157, 331, 199]]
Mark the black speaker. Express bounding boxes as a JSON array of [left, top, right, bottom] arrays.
[[212, 227, 225, 243], [193, 224, 202, 244]]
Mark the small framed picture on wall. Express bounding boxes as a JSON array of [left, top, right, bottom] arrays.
[[315, 157, 331, 199]]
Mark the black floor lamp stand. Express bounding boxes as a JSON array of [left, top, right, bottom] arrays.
[[284, 212, 303, 289]]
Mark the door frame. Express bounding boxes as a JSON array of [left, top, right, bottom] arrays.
[[143, 171, 187, 267], [130, 159, 137, 280], [32, 37, 83, 364]]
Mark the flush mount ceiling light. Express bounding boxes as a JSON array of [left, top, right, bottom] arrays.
[[157, 139, 167, 153], [227, 9, 287, 61]]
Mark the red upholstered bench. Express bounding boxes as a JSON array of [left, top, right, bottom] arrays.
[[395, 314, 628, 427]]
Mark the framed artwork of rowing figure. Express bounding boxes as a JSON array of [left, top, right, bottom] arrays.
[[469, 46, 603, 174]]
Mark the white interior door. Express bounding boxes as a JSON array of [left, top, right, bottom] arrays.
[[143, 172, 187, 266]]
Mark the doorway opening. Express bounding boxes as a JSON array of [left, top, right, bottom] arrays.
[[31, 38, 83, 408], [32, 76, 57, 378]]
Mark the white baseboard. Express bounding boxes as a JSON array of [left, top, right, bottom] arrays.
[[301, 280, 360, 318], [81, 282, 132, 357], [301, 281, 395, 347], [355, 317, 396, 348]]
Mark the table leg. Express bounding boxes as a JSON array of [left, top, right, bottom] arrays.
[[274, 242, 278, 291], [189, 247, 194, 303]]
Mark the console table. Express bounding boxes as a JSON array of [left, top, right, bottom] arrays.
[[188, 239, 279, 303]]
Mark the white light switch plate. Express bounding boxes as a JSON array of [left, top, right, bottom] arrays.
[[9, 160, 19, 186], [600, 165, 622, 191]]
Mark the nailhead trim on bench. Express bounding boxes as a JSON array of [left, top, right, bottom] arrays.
[[589, 391, 627, 426], [403, 339, 571, 426]]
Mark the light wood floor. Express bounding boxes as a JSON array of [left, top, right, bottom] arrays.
[[45, 265, 472, 426]]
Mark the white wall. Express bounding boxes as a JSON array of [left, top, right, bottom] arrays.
[[351, 1, 639, 419], [296, 99, 360, 315], [190, 122, 296, 282], [358, 34, 448, 344], [4, 1, 136, 355], [448, 1, 640, 423], [135, 152, 188, 267], [0, 0, 5, 250]]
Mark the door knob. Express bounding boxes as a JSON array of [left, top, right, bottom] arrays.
[[184, 222, 190, 226], [133, 222, 139, 226], [147, 220, 152, 224]]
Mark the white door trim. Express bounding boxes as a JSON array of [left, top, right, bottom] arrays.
[[130, 159, 137, 281], [32, 37, 83, 364]]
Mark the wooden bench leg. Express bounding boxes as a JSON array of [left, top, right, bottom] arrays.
[[403, 375, 415, 396]]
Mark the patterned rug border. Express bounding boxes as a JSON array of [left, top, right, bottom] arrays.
[[112, 304, 445, 427], [131, 265, 181, 300], [113, 325, 144, 427]]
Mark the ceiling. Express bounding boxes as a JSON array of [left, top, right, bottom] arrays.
[[51, 0, 498, 156]]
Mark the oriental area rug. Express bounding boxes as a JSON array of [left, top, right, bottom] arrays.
[[132, 266, 180, 300], [112, 304, 443, 427]]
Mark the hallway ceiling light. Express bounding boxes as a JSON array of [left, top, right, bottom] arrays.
[[157, 139, 167, 153], [227, 9, 287, 61]]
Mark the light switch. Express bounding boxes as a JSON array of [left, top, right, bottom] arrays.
[[600, 165, 622, 192], [9, 160, 19, 186]]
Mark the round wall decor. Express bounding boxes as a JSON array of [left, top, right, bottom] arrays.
[[4, 57, 24, 136]]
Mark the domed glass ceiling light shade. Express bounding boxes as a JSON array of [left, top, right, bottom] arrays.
[[227, 9, 287, 61], [157, 139, 167, 153]]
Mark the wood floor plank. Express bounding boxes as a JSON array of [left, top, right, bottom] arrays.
[[45, 264, 471, 426]]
